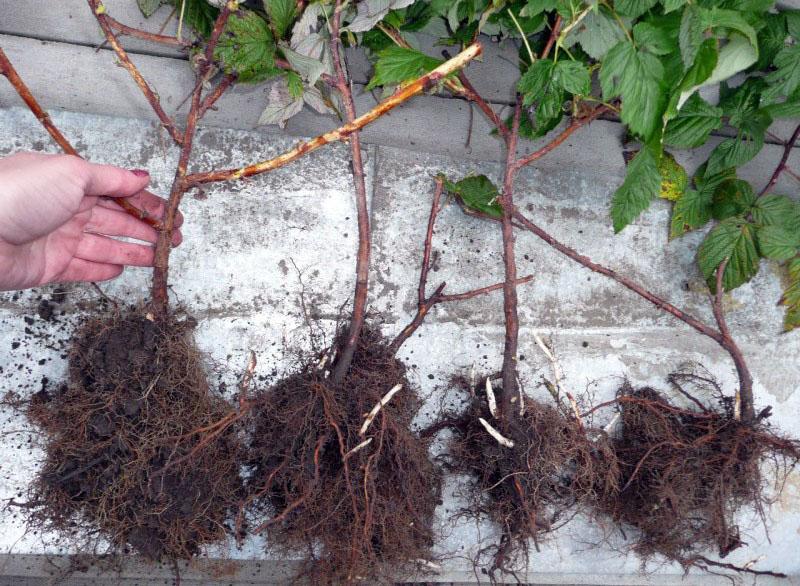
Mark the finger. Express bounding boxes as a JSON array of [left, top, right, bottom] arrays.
[[55, 258, 124, 284], [86, 207, 183, 246], [86, 206, 158, 243], [72, 157, 151, 198], [98, 190, 184, 228], [74, 234, 155, 267]]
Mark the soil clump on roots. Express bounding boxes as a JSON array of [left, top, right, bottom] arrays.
[[27, 309, 242, 561], [600, 382, 800, 573], [433, 382, 618, 575], [244, 327, 441, 584]]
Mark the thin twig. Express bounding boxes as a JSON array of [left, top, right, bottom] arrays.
[[388, 170, 534, 353], [104, 13, 191, 47], [514, 105, 609, 171], [87, 0, 185, 145], [184, 44, 483, 185], [0, 47, 162, 229], [541, 15, 563, 60], [759, 122, 800, 196]]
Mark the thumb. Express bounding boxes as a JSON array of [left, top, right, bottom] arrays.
[[77, 159, 151, 198]]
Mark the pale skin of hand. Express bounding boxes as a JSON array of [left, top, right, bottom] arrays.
[[0, 152, 182, 291]]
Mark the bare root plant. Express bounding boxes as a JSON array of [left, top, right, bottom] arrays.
[[0, 0, 480, 568], [392, 11, 800, 580], [238, 10, 529, 578]]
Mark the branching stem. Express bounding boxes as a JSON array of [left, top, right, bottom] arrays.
[[150, 2, 236, 313], [389, 177, 533, 353], [759, 122, 800, 197], [87, 0, 185, 145]]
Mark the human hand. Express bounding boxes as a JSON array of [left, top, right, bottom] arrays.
[[0, 152, 182, 291]]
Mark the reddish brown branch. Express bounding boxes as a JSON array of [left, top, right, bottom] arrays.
[[510, 210, 728, 343], [541, 15, 563, 60], [457, 71, 510, 140], [388, 176, 534, 353], [198, 74, 237, 117], [150, 3, 235, 313], [498, 98, 523, 413], [87, 0, 184, 145], [0, 47, 161, 230], [759, 122, 800, 197], [390, 277, 534, 354], [514, 105, 608, 171], [104, 14, 191, 48], [711, 259, 754, 422], [330, 0, 371, 383]]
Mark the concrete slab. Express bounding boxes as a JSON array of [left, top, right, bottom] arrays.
[[0, 106, 799, 584]]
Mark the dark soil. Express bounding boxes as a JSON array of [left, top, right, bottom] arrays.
[[27, 309, 243, 561], [429, 382, 618, 576], [600, 381, 800, 572], [243, 327, 441, 584]]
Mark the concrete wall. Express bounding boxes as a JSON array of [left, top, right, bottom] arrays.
[[1, 2, 799, 583]]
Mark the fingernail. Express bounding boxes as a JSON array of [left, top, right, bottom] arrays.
[[130, 169, 150, 178]]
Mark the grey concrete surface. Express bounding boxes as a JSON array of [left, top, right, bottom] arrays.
[[1, 2, 800, 582], [0, 106, 799, 585]]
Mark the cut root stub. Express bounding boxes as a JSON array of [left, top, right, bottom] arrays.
[[26, 309, 243, 562], [244, 327, 442, 585], [599, 383, 800, 572], [432, 384, 618, 576]]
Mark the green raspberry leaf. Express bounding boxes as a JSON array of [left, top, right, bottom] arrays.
[[264, 0, 296, 39], [611, 146, 662, 233], [366, 46, 443, 90], [697, 217, 760, 292], [670, 188, 713, 239], [756, 225, 800, 261], [443, 175, 503, 219], [214, 10, 279, 83], [664, 93, 723, 148]]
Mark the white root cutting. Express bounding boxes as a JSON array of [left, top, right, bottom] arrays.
[[485, 377, 498, 419], [469, 363, 476, 397], [603, 412, 621, 436], [345, 437, 373, 459], [239, 350, 257, 406], [478, 417, 515, 448], [359, 384, 402, 436], [516, 373, 525, 417], [533, 332, 564, 396]]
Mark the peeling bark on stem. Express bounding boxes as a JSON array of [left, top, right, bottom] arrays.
[[330, 0, 371, 383], [184, 44, 483, 185], [0, 47, 161, 229]]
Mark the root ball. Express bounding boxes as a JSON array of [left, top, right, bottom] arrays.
[[27, 309, 242, 561], [601, 382, 800, 571], [244, 327, 441, 584]]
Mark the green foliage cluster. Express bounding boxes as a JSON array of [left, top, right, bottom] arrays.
[[139, 0, 800, 329]]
